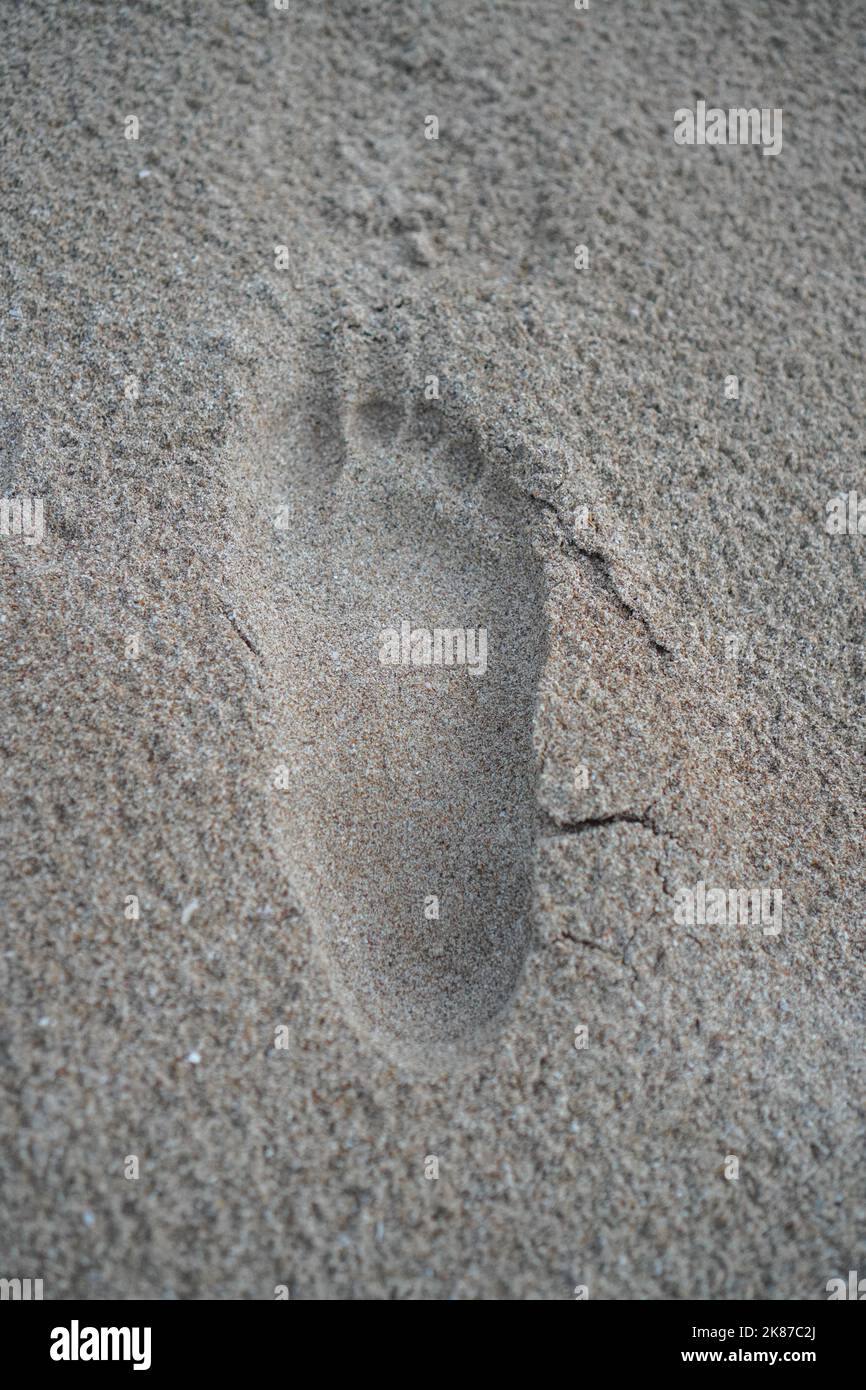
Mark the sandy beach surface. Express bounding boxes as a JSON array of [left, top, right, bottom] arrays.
[[1, 1, 864, 1299]]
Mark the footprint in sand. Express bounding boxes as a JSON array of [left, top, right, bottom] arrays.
[[273, 389, 546, 1062]]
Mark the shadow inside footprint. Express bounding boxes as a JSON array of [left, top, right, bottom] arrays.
[[275, 399, 546, 1063]]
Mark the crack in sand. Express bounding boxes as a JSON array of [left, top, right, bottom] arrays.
[[539, 804, 667, 839], [530, 493, 673, 663], [222, 607, 262, 659]]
